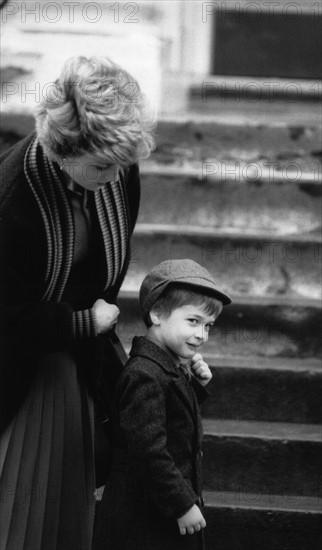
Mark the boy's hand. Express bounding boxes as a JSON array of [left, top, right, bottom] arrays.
[[177, 504, 206, 535], [190, 354, 212, 386]]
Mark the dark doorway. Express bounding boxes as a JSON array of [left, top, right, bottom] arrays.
[[212, 10, 322, 79]]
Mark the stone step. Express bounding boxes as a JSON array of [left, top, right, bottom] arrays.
[[190, 95, 322, 139], [128, 225, 321, 300], [120, 347, 322, 424], [120, 347, 322, 423], [202, 419, 322, 497], [1, 110, 322, 180], [190, 76, 322, 103], [117, 288, 321, 359], [200, 355, 322, 424], [203, 491, 322, 550], [153, 114, 322, 174], [138, 166, 322, 234], [189, 78, 322, 127], [94, 489, 322, 549]]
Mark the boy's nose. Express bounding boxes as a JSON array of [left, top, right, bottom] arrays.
[[195, 325, 208, 342]]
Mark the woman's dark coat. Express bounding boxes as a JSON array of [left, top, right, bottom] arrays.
[[94, 336, 207, 550], [0, 134, 140, 549], [0, 134, 140, 433]]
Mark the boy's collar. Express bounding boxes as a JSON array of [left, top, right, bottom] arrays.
[[146, 335, 181, 368], [145, 335, 192, 374], [129, 336, 181, 376], [129, 336, 210, 402]]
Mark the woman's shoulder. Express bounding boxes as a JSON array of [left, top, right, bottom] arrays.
[[0, 134, 35, 166], [0, 134, 36, 207]]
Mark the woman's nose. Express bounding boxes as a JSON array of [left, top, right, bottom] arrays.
[[106, 165, 119, 182], [97, 165, 117, 182]]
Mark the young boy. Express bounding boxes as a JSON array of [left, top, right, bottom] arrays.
[[94, 259, 231, 550]]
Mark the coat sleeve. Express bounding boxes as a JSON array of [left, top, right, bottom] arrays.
[[191, 376, 210, 404], [116, 365, 198, 519], [0, 199, 98, 359]]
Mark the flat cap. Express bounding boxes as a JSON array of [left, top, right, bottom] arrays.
[[139, 259, 232, 318]]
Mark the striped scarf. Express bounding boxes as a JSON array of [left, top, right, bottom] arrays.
[[24, 137, 130, 303]]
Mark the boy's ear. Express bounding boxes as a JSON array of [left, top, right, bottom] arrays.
[[149, 308, 161, 325]]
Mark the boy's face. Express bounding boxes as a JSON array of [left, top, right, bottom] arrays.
[[151, 304, 216, 360]]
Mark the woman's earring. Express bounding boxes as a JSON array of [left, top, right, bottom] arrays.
[[60, 158, 66, 170]]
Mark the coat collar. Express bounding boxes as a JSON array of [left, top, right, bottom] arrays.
[[129, 336, 203, 423], [129, 336, 180, 377]]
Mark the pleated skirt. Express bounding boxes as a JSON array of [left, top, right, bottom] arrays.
[[0, 352, 95, 550]]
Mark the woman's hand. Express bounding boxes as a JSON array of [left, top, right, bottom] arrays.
[[190, 354, 212, 386], [177, 504, 206, 535], [92, 299, 120, 334]]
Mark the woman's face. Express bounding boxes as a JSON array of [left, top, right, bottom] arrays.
[[62, 153, 120, 191]]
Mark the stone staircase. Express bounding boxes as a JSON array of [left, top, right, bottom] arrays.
[[1, 3, 321, 547], [1, 80, 321, 550], [117, 104, 322, 548]]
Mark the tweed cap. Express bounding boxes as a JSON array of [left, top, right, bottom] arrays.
[[139, 259, 232, 317]]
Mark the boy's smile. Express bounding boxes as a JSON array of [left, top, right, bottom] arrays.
[[149, 304, 216, 360]]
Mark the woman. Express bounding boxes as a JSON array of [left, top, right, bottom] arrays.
[[0, 56, 155, 550]]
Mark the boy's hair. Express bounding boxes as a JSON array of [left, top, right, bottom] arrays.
[[144, 283, 223, 327]]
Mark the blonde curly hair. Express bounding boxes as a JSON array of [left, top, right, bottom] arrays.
[[35, 56, 155, 166]]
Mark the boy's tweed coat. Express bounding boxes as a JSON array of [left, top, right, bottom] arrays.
[[94, 336, 208, 550]]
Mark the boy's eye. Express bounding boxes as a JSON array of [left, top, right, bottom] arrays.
[[188, 318, 198, 324]]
